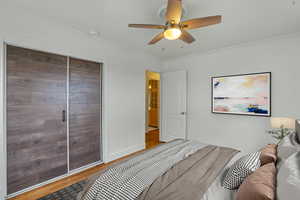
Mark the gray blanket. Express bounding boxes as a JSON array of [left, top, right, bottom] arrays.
[[78, 140, 239, 200], [137, 145, 239, 200]]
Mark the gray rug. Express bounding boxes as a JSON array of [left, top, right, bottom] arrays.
[[38, 180, 86, 200]]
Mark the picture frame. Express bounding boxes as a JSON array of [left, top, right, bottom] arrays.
[[211, 72, 271, 117]]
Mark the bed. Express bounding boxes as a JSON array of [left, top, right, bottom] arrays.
[[77, 123, 300, 200], [77, 140, 240, 200]]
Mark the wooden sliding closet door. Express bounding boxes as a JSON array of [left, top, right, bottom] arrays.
[[69, 58, 102, 170], [6, 45, 68, 194]]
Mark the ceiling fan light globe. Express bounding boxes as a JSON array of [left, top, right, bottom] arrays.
[[164, 28, 182, 40]]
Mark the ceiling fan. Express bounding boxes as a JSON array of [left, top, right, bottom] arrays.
[[128, 0, 222, 45]]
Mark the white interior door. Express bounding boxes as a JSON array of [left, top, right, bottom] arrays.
[[161, 70, 187, 142]]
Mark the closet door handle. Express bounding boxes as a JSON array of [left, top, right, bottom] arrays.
[[62, 110, 66, 122]]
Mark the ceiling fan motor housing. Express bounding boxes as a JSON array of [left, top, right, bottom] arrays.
[[158, 4, 187, 21], [165, 22, 181, 29]]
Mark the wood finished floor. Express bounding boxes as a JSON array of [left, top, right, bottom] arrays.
[[9, 130, 161, 200], [145, 129, 160, 149]]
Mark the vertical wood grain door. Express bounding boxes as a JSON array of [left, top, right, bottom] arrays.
[[69, 58, 102, 170], [6, 45, 68, 194]]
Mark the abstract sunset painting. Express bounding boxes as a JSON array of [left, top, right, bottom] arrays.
[[212, 72, 271, 116]]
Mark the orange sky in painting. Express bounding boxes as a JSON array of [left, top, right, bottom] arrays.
[[242, 75, 268, 88]]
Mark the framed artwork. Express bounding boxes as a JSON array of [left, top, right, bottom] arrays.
[[212, 72, 271, 116]]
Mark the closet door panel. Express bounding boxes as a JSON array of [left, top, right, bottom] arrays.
[[6, 45, 68, 194], [69, 58, 101, 170]]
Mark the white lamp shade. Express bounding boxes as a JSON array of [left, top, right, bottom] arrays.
[[270, 117, 295, 129]]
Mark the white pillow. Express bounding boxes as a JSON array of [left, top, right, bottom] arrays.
[[222, 152, 261, 190]]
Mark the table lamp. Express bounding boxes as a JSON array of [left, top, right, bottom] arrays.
[[268, 117, 295, 143]]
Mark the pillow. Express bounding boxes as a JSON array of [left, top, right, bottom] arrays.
[[222, 152, 261, 190], [236, 162, 276, 200], [277, 132, 300, 168], [296, 120, 300, 143], [277, 152, 300, 200], [260, 144, 277, 165]]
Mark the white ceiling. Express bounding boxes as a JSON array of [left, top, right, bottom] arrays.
[[5, 0, 300, 59]]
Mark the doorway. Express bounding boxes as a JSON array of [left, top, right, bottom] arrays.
[[145, 71, 161, 149]]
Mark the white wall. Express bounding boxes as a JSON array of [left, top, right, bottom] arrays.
[[162, 33, 300, 154], [0, 5, 161, 199]]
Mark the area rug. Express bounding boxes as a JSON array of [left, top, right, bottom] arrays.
[[38, 180, 86, 200]]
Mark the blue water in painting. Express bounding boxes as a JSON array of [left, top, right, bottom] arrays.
[[247, 107, 268, 114]]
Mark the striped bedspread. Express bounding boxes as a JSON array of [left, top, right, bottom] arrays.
[[81, 140, 206, 200]]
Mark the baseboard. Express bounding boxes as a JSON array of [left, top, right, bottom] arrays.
[[160, 135, 183, 143], [107, 144, 145, 162]]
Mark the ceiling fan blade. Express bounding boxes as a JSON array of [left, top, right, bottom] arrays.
[[165, 0, 182, 24], [179, 30, 195, 44], [148, 32, 165, 45], [181, 15, 222, 30], [128, 24, 166, 29]]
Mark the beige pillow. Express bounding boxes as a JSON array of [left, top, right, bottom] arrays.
[[260, 144, 277, 165], [236, 163, 276, 200]]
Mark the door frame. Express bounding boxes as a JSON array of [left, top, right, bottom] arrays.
[[0, 40, 7, 200], [0, 41, 106, 199]]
